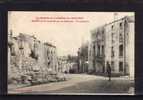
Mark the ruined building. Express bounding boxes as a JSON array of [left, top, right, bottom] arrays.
[[58, 56, 79, 74], [88, 16, 134, 79], [8, 32, 65, 86], [77, 42, 89, 73], [58, 56, 70, 73]]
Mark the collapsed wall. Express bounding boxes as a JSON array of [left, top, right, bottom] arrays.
[[8, 33, 66, 86]]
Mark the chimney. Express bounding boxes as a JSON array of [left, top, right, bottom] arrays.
[[114, 12, 118, 21]]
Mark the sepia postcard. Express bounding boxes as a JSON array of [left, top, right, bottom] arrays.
[[7, 11, 135, 95]]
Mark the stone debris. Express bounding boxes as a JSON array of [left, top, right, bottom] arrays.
[[8, 33, 67, 87]]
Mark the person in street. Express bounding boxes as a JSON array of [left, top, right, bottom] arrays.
[[106, 61, 111, 81]]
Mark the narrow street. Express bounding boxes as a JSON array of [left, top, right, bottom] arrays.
[[8, 74, 134, 95]]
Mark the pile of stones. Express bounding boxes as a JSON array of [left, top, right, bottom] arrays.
[[8, 55, 67, 86]]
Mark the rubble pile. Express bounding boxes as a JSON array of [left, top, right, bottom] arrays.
[[8, 33, 67, 87]]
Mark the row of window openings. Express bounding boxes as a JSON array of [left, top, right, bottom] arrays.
[[110, 61, 124, 72], [111, 33, 123, 43], [47, 51, 55, 55], [95, 22, 123, 40], [111, 22, 123, 30], [93, 45, 104, 56], [96, 24, 124, 42], [93, 45, 123, 57], [111, 45, 123, 57], [33, 43, 55, 55], [93, 44, 123, 58]]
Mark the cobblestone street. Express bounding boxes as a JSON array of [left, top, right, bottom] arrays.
[[8, 74, 134, 95]]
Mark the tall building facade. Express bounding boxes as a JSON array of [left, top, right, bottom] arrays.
[[88, 16, 134, 79]]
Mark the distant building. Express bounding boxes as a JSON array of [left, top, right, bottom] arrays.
[[44, 42, 58, 72], [77, 42, 89, 73], [58, 55, 80, 74], [58, 56, 70, 73], [88, 16, 134, 79]]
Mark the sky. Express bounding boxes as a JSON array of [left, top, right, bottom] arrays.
[[8, 11, 134, 56]]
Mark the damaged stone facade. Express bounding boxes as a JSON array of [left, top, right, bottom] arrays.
[[58, 56, 79, 74], [88, 16, 134, 78], [58, 56, 71, 73], [8, 33, 66, 86]]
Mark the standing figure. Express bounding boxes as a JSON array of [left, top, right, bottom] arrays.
[[106, 61, 111, 81]]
